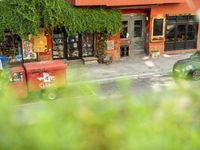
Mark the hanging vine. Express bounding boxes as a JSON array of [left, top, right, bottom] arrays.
[[0, 0, 121, 40]]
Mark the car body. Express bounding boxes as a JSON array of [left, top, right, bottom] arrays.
[[173, 51, 200, 80]]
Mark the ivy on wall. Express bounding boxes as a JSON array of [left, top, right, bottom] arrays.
[[0, 0, 121, 40]]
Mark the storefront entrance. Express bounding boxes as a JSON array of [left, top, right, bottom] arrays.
[[121, 14, 146, 56]]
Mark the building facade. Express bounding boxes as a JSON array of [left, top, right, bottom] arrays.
[[1, 0, 200, 65], [67, 0, 200, 60]]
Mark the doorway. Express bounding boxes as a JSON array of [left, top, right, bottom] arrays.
[[121, 14, 146, 55]]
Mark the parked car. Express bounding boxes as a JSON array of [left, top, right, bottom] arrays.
[[173, 51, 200, 80]]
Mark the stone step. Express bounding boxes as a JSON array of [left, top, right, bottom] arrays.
[[82, 57, 98, 65]]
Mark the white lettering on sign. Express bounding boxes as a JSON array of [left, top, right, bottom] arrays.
[[107, 40, 114, 50], [37, 72, 55, 89], [39, 82, 55, 89]]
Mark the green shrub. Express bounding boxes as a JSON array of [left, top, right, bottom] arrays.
[[0, 73, 200, 150]]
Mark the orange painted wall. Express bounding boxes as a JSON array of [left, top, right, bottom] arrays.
[[151, 0, 200, 17], [122, 9, 147, 14], [105, 33, 120, 61], [68, 0, 183, 6]]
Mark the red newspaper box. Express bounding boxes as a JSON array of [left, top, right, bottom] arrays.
[[10, 66, 28, 98], [24, 60, 67, 92]]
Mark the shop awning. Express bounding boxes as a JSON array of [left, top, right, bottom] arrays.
[[67, 0, 184, 6]]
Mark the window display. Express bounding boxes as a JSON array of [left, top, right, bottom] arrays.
[[67, 34, 81, 59], [52, 29, 94, 60], [52, 29, 65, 59], [82, 33, 94, 57], [0, 32, 22, 63], [22, 36, 36, 61]]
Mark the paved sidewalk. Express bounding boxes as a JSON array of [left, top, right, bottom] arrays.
[[67, 53, 192, 83]]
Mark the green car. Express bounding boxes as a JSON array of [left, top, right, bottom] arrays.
[[173, 51, 200, 80]]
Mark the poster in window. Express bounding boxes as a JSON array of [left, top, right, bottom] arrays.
[[33, 29, 48, 52], [22, 36, 36, 60]]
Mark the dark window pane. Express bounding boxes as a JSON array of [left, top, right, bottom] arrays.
[[165, 15, 198, 51], [166, 34, 175, 42], [187, 24, 198, 40], [186, 41, 197, 49], [177, 16, 188, 21], [167, 16, 176, 21], [166, 24, 176, 42], [153, 19, 163, 36], [165, 43, 175, 51], [177, 25, 186, 42], [134, 20, 142, 37], [187, 32, 195, 40], [176, 42, 185, 50], [188, 15, 198, 22], [188, 24, 196, 32], [120, 21, 128, 38]]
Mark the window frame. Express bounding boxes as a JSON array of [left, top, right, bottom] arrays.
[[151, 17, 165, 42]]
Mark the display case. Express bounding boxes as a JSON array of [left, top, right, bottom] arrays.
[[66, 34, 81, 59], [52, 30, 65, 59], [81, 33, 94, 57], [0, 33, 21, 63]]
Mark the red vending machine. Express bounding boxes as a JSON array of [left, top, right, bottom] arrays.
[[24, 60, 67, 92], [9, 60, 67, 100]]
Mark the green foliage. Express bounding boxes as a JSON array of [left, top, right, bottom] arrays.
[[0, 0, 121, 39], [96, 32, 108, 59], [0, 70, 200, 149]]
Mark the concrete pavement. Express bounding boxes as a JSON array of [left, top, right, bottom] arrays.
[[67, 53, 192, 83]]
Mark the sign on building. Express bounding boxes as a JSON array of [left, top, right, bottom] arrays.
[[107, 40, 114, 50]]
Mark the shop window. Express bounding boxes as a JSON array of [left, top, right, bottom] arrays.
[[52, 28, 65, 59], [120, 21, 128, 38], [187, 24, 196, 40], [177, 16, 188, 22], [134, 20, 142, 37], [151, 17, 165, 42], [166, 24, 176, 42], [165, 15, 198, 51], [0, 32, 22, 63], [177, 24, 186, 42], [82, 33, 94, 57], [166, 16, 176, 22], [67, 34, 81, 59]]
